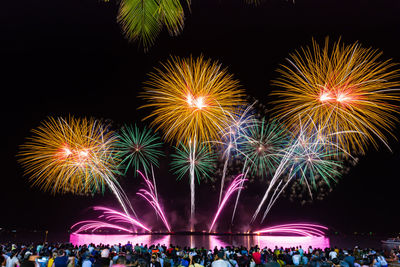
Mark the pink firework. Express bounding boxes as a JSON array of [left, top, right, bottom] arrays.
[[92, 206, 151, 232], [137, 170, 171, 232], [209, 174, 246, 232], [255, 223, 328, 237], [71, 220, 132, 234]]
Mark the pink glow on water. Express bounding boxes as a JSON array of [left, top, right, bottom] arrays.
[[157, 235, 171, 247], [256, 235, 330, 249], [70, 234, 329, 249], [209, 235, 229, 248], [209, 174, 246, 232], [70, 234, 156, 246], [208, 235, 330, 249], [70, 234, 171, 247]]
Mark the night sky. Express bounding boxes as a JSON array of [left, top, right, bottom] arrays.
[[1, 0, 400, 236]]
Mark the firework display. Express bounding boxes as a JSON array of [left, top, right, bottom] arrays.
[[260, 121, 344, 222], [271, 38, 400, 154], [141, 55, 244, 229], [115, 124, 164, 175], [18, 39, 400, 233], [252, 119, 344, 223]]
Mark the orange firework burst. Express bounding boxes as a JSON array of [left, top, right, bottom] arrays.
[[271, 37, 400, 154], [141, 55, 245, 145], [18, 116, 120, 194]]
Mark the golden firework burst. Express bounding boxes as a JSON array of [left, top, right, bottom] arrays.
[[271, 37, 400, 154], [141, 55, 245, 145], [18, 116, 120, 194]]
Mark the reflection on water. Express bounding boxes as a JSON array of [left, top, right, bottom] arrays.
[[70, 234, 330, 249]]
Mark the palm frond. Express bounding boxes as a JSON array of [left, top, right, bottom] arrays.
[[118, 0, 162, 50], [158, 0, 185, 36]]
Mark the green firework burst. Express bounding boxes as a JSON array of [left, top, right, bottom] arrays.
[[115, 124, 164, 175], [288, 126, 343, 189], [170, 141, 216, 183], [242, 118, 288, 178]]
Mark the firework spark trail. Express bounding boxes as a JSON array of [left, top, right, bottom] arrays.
[[217, 104, 257, 207], [93, 206, 151, 232], [258, 228, 314, 237], [235, 117, 290, 224], [231, 161, 249, 224], [209, 174, 246, 232], [137, 190, 171, 232], [259, 119, 348, 223], [140, 168, 160, 222], [100, 172, 137, 220], [251, 116, 351, 224], [260, 223, 328, 236], [250, 120, 307, 223], [250, 144, 296, 223], [264, 179, 283, 216], [255, 223, 328, 237], [93, 160, 137, 220], [90, 152, 137, 220], [139, 170, 155, 193], [251, 141, 310, 223], [170, 139, 215, 231], [231, 168, 249, 224], [151, 166, 158, 201], [189, 139, 196, 231], [219, 151, 230, 206], [137, 170, 171, 232], [264, 223, 328, 230], [71, 220, 132, 234], [211, 135, 253, 210], [263, 170, 295, 221]]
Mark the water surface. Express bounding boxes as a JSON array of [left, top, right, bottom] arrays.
[[70, 233, 330, 249]]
